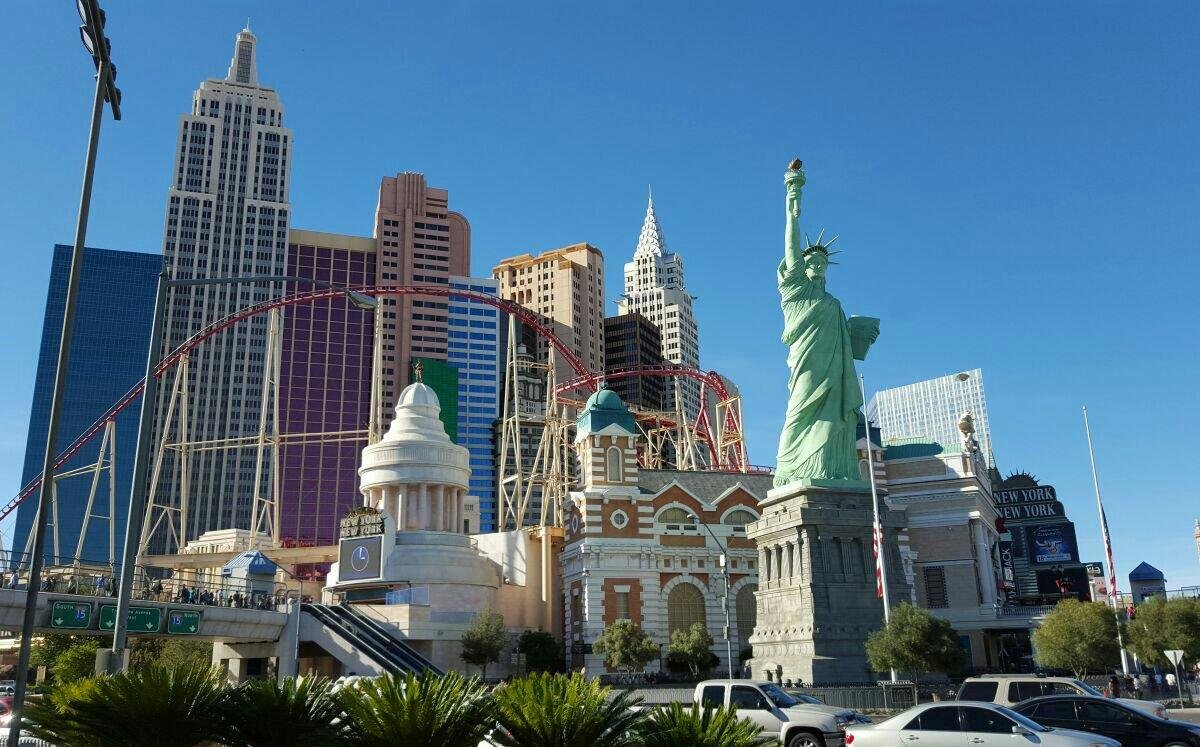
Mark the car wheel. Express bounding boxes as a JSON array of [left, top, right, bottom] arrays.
[[786, 731, 824, 747]]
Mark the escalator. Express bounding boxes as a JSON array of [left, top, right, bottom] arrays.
[[301, 603, 442, 676], [335, 603, 442, 674]]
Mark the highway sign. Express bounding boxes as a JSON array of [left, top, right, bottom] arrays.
[[167, 609, 201, 635], [98, 604, 163, 633], [50, 601, 92, 629]]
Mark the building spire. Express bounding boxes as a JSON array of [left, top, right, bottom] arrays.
[[634, 188, 667, 257], [226, 26, 259, 86]]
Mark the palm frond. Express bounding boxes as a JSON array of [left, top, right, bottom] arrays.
[[338, 669, 493, 747], [490, 672, 645, 747], [638, 701, 773, 747]]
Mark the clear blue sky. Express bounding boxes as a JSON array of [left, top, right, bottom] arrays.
[[2, 2, 1197, 587]]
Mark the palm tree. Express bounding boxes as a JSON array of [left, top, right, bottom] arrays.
[[338, 669, 494, 747], [490, 672, 645, 747], [638, 702, 773, 747], [221, 676, 347, 746], [24, 662, 227, 747]]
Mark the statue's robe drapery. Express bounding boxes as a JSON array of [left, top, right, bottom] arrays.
[[773, 257, 862, 486]]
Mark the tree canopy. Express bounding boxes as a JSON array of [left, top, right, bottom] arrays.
[[1032, 599, 1120, 677], [666, 623, 720, 678], [865, 602, 967, 677], [517, 630, 560, 673], [460, 608, 508, 679], [593, 620, 659, 674], [1125, 596, 1200, 669]]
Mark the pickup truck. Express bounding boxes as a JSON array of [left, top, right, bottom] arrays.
[[695, 679, 847, 747]]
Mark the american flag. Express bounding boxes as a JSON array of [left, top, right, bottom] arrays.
[[872, 519, 884, 598], [1099, 502, 1119, 604]]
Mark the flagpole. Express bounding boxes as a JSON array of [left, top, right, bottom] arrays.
[[861, 374, 897, 682], [1082, 405, 1130, 675]]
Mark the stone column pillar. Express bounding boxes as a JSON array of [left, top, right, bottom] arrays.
[[971, 519, 997, 607], [419, 484, 429, 530], [454, 488, 464, 532], [395, 486, 407, 530]]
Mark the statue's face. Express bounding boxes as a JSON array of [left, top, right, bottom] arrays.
[[804, 252, 828, 281]]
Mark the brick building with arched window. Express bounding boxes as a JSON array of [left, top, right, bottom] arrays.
[[561, 388, 772, 675]]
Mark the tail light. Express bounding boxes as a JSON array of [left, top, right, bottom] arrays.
[[845, 734, 854, 744]]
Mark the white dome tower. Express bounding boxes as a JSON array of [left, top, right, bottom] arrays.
[[359, 382, 469, 532]]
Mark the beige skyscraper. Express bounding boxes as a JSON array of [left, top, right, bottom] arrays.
[[492, 243, 606, 380]]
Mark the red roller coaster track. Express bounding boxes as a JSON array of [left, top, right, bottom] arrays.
[[2, 284, 748, 523]]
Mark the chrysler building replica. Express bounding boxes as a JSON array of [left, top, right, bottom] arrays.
[[154, 26, 293, 546], [617, 193, 701, 419]]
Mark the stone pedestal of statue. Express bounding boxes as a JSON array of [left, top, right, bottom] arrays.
[[747, 479, 909, 684]]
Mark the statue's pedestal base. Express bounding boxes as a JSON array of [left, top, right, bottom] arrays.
[[747, 480, 909, 685]]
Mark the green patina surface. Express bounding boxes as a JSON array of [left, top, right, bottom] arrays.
[[412, 357, 459, 442], [576, 388, 637, 436], [774, 164, 880, 488]]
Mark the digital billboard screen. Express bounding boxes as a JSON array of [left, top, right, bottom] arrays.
[[1028, 524, 1078, 564], [338, 535, 383, 582]]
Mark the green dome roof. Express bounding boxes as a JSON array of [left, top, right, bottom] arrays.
[[576, 387, 637, 437]]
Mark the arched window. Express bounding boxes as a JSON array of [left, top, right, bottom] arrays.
[[657, 507, 696, 531], [667, 583, 707, 636], [606, 446, 623, 482], [722, 509, 758, 533], [735, 584, 758, 654]]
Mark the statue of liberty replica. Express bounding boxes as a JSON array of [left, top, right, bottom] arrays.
[[747, 160, 909, 684], [775, 159, 879, 486]]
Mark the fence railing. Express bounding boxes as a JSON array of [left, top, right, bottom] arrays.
[[1, 551, 293, 612], [790, 683, 918, 712]]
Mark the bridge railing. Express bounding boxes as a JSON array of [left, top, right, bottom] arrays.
[[2, 551, 293, 612]]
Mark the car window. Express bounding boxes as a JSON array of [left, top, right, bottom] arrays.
[[1031, 700, 1078, 720], [701, 685, 724, 708], [911, 707, 961, 731], [960, 706, 1015, 733], [760, 683, 799, 708], [959, 682, 999, 701], [1077, 701, 1135, 725], [1046, 682, 1083, 696], [1007, 681, 1045, 702], [730, 686, 768, 710]]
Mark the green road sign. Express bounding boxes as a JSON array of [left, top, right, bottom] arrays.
[[98, 604, 163, 633], [167, 609, 201, 635], [50, 601, 92, 629]]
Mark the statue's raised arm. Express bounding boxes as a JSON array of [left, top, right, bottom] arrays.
[[782, 159, 806, 275]]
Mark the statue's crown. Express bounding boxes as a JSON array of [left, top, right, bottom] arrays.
[[802, 229, 840, 263]]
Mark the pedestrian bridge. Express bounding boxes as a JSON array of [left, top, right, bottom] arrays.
[[0, 588, 287, 642]]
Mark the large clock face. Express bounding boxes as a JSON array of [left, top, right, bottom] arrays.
[[339, 535, 383, 581], [350, 545, 371, 572]]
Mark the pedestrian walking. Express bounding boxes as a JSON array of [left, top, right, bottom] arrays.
[[1108, 675, 1121, 699], [1132, 676, 1142, 699]]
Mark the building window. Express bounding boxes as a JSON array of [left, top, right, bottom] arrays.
[[614, 590, 631, 621], [735, 584, 758, 653], [610, 509, 629, 529], [722, 509, 757, 533], [667, 583, 706, 636], [923, 566, 949, 608], [657, 507, 696, 532], [605, 446, 623, 482]]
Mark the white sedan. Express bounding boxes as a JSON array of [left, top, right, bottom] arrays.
[[845, 701, 1119, 746]]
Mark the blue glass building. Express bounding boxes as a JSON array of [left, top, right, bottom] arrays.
[[12, 246, 161, 565], [447, 277, 500, 532]]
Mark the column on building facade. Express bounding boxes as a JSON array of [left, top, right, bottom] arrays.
[[394, 485, 406, 530], [971, 519, 997, 607], [761, 548, 771, 587], [418, 484, 429, 530], [435, 485, 447, 531]]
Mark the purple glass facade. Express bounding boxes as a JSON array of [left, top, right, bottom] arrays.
[[279, 234, 376, 544]]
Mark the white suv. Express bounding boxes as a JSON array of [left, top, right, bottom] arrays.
[[957, 675, 1166, 719]]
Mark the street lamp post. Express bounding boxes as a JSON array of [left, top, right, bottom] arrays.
[[101, 275, 375, 675], [690, 514, 735, 680], [7, 2, 122, 742]]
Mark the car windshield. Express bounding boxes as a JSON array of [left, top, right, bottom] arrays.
[[1072, 680, 1103, 697], [997, 705, 1050, 732], [760, 683, 800, 708]]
